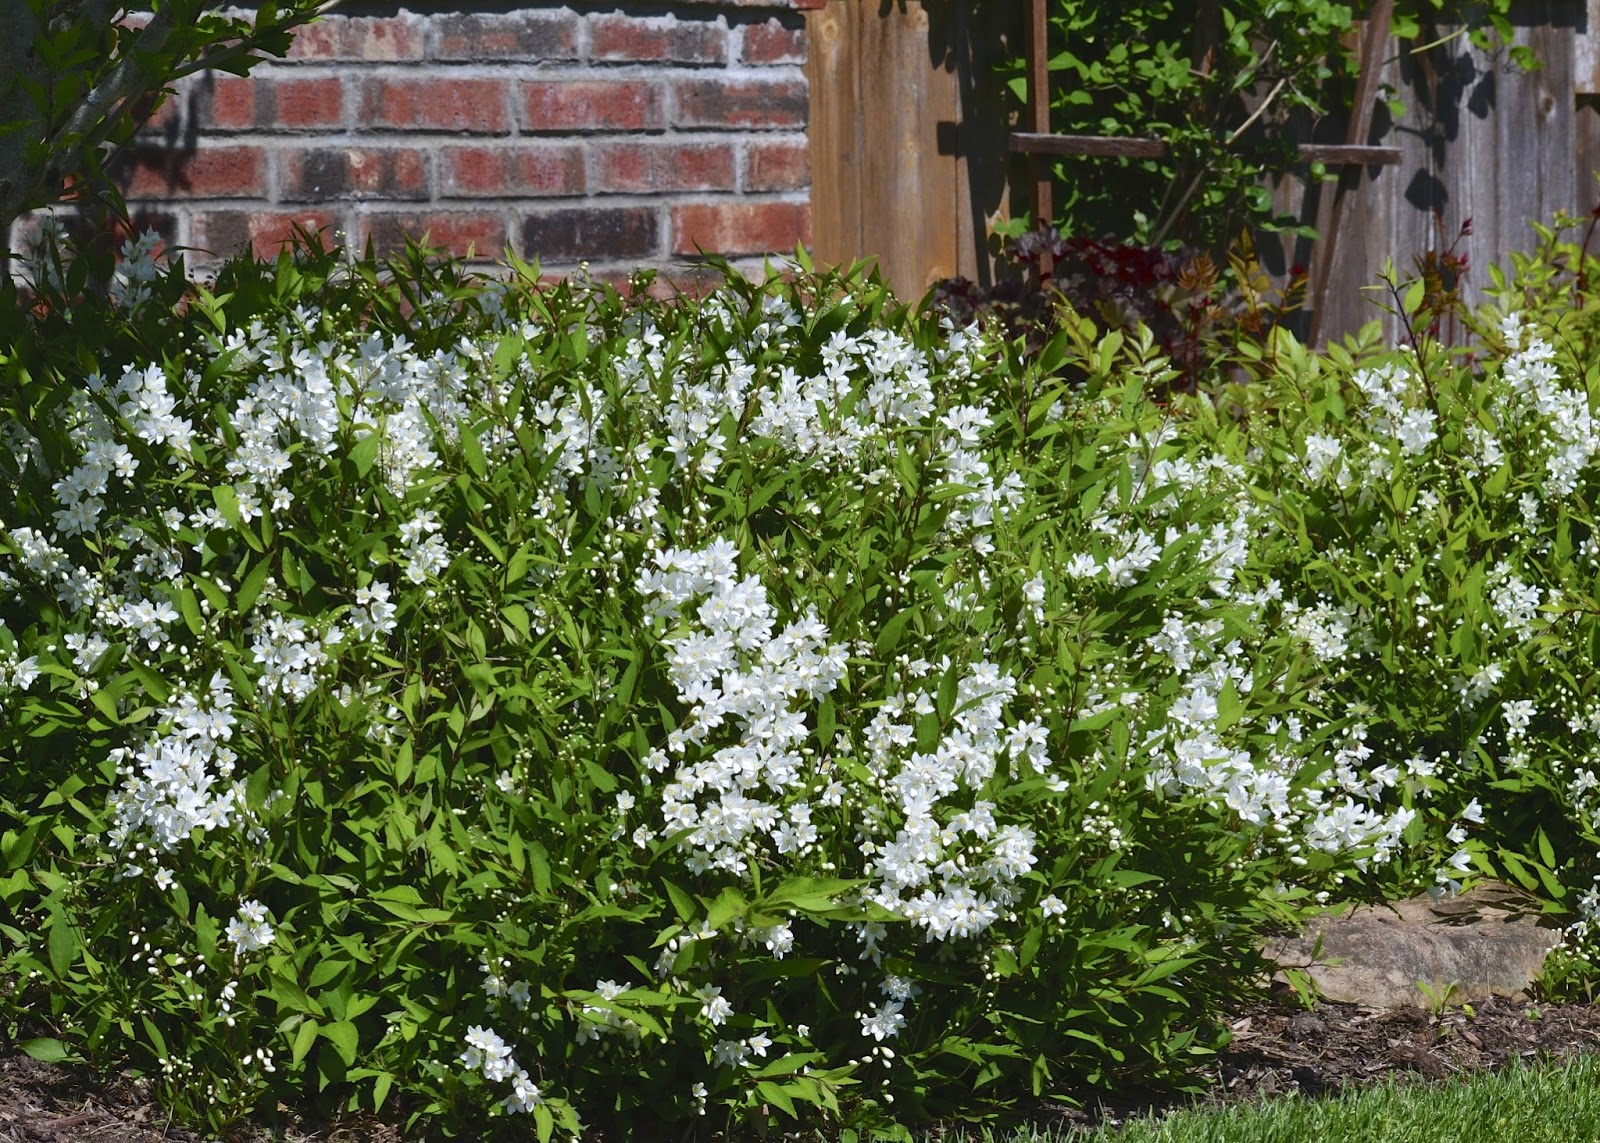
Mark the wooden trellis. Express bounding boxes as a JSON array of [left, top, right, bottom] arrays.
[[1009, 0, 1401, 343]]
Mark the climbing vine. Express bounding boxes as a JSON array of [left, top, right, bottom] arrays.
[[1006, 0, 1531, 250]]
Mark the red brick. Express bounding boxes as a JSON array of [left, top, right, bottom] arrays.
[[288, 16, 424, 61], [672, 78, 807, 130], [592, 141, 735, 194], [361, 211, 507, 259], [121, 145, 266, 199], [281, 148, 429, 201], [431, 12, 579, 61], [192, 210, 338, 261], [441, 145, 585, 197], [200, 75, 345, 131], [743, 139, 809, 192], [740, 18, 807, 65], [590, 14, 726, 65], [200, 76, 257, 131], [521, 207, 659, 262], [521, 81, 664, 133], [273, 77, 345, 129], [360, 77, 509, 134], [672, 201, 810, 256]]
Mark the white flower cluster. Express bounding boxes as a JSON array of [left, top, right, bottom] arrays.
[[858, 974, 919, 1041], [577, 979, 641, 1045], [110, 230, 164, 310], [1351, 362, 1437, 457], [400, 509, 451, 585], [250, 613, 328, 701], [857, 661, 1039, 941], [226, 900, 275, 957], [104, 671, 242, 860], [637, 540, 848, 875], [1495, 314, 1598, 498], [459, 1025, 544, 1114], [0, 622, 41, 707]]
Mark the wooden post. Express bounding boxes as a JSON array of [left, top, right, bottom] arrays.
[[1029, 0, 1052, 276], [1308, 0, 1395, 345]]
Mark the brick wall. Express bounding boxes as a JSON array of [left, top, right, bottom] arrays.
[[40, 1, 816, 281]]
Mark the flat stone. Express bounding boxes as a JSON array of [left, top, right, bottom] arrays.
[[1263, 881, 1562, 1009]]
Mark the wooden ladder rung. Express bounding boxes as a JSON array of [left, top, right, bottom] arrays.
[[1009, 133, 1401, 166]]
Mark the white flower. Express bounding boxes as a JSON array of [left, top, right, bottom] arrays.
[[696, 983, 733, 1026], [1301, 432, 1343, 483], [1395, 407, 1437, 455], [1040, 894, 1067, 918], [1503, 700, 1535, 738], [859, 1000, 906, 1041], [226, 900, 274, 957], [460, 1025, 518, 1083], [504, 1068, 544, 1113]]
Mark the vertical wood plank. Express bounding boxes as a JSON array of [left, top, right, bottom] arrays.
[[952, 0, 1027, 286], [804, 2, 862, 271], [1576, 0, 1600, 93], [857, 3, 961, 297], [1028, 0, 1052, 233], [918, 4, 963, 289], [856, 5, 902, 287], [953, 2, 979, 282], [807, 1, 1019, 296], [1308, 0, 1394, 344], [1313, 2, 1579, 344], [1577, 96, 1600, 208]]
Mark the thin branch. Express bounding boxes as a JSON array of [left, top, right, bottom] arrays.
[[167, 0, 343, 78], [47, 2, 182, 185], [1150, 74, 1290, 248], [1225, 75, 1290, 147]]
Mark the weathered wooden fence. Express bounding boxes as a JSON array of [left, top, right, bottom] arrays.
[[1289, 0, 1594, 341], [804, 1, 1025, 296], [806, 0, 1600, 344]]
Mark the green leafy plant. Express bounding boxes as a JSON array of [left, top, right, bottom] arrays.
[[7, 217, 1600, 1139], [0, 0, 331, 239], [1009, 1, 1528, 251]]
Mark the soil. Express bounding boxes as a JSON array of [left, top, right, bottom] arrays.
[[0, 1051, 400, 1143], [5, 994, 1600, 1140], [1041, 990, 1600, 1133]]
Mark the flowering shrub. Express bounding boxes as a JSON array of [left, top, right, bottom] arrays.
[[1, 229, 1598, 1137]]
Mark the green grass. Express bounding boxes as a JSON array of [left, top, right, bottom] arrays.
[[951, 1055, 1600, 1142]]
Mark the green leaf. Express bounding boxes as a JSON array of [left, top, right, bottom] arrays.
[[757, 1080, 798, 1118], [292, 1018, 321, 1067], [663, 879, 696, 923], [322, 1020, 360, 1067], [235, 557, 272, 616], [350, 432, 381, 477], [462, 426, 489, 477], [212, 484, 241, 527], [47, 914, 76, 977], [705, 886, 747, 931], [178, 586, 203, 636], [19, 1038, 71, 1063], [1536, 828, 1556, 870]]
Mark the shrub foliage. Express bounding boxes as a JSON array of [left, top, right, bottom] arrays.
[[1, 228, 1600, 1138]]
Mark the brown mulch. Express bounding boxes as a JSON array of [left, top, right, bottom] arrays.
[[6, 995, 1600, 1139], [1041, 991, 1600, 1132], [0, 1051, 401, 1143]]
